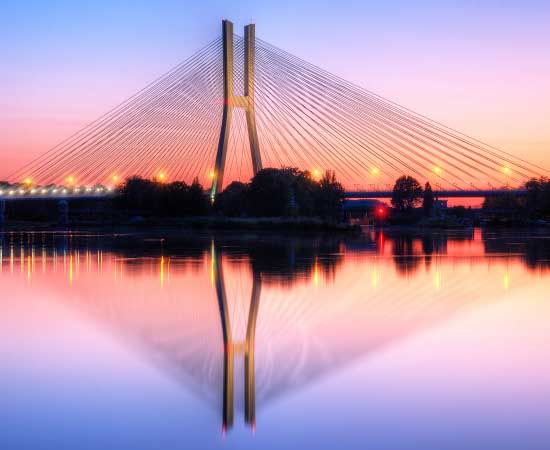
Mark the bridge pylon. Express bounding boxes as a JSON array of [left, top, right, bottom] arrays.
[[210, 20, 263, 199], [211, 243, 260, 431]]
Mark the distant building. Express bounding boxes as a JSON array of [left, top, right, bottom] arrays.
[[434, 199, 448, 210], [343, 199, 388, 223]]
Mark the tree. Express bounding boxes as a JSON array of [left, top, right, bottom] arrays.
[[422, 181, 434, 216], [391, 176, 423, 211], [525, 177, 550, 217], [215, 181, 248, 216], [482, 192, 523, 211], [247, 168, 295, 216], [116, 176, 160, 212], [116, 176, 209, 216], [291, 169, 317, 216], [187, 177, 209, 215], [314, 170, 345, 218]]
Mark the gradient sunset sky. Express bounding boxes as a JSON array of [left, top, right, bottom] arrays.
[[1, 0, 549, 178]]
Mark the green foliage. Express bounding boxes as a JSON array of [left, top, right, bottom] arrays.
[[422, 182, 434, 216], [481, 177, 550, 220], [315, 170, 345, 218], [525, 177, 550, 217], [116, 176, 210, 216], [214, 181, 249, 216], [482, 192, 523, 210], [247, 168, 300, 216], [217, 168, 344, 218], [391, 176, 423, 211]]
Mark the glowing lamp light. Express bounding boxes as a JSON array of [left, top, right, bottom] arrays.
[[52, 188, 58, 194], [18, 189, 25, 194], [112, 175, 120, 183], [433, 166, 442, 176], [61, 188, 68, 194], [86, 187, 92, 193], [67, 176, 76, 185], [8, 190, 15, 196], [41, 189, 48, 194], [30, 189, 37, 194], [23, 178, 33, 186], [157, 172, 167, 182], [371, 167, 380, 175], [209, 170, 216, 179]]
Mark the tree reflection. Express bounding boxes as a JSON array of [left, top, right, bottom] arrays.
[[2, 229, 549, 435], [482, 228, 550, 270], [392, 235, 422, 276]]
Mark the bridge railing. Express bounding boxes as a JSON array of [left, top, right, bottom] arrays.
[[0, 184, 114, 200], [344, 189, 528, 199]]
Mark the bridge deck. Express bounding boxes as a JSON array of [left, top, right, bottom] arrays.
[[344, 189, 526, 199], [0, 189, 527, 201]]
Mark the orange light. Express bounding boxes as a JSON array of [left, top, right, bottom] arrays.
[[112, 174, 119, 182], [23, 178, 33, 186], [67, 176, 75, 185], [503, 167, 511, 175], [371, 167, 380, 175], [157, 173, 167, 182], [209, 170, 215, 179], [433, 166, 442, 176], [312, 169, 321, 179]]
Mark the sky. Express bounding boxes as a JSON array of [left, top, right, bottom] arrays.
[[1, 0, 549, 179]]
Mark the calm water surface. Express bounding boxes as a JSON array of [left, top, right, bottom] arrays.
[[1, 228, 549, 450]]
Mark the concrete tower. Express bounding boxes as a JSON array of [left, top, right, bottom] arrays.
[[210, 20, 262, 199]]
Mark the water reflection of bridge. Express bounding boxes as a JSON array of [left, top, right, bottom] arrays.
[[1, 231, 548, 433]]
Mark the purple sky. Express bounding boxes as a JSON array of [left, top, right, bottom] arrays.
[[1, 0, 549, 176]]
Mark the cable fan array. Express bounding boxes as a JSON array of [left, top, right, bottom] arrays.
[[8, 33, 546, 191], [10, 38, 224, 188], [250, 36, 545, 190]]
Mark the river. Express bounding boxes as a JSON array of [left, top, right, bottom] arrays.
[[1, 228, 549, 449]]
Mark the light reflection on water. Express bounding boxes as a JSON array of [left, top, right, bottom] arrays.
[[1, 229, 549, 449]]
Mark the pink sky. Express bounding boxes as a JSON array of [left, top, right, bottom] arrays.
[[1, 1, 549, 182]]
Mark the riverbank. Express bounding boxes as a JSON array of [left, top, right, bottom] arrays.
[[0, 216, 362, 234], [3, 215, 549, 233]]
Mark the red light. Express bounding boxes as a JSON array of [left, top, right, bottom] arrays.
[[375, 206, 387, 220]]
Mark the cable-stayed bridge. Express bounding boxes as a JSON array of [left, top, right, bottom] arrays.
[[2, 20, 547, 201]]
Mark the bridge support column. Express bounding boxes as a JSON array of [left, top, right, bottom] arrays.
[[244, 274, 261, 426], [0, 199, 5, 226], [57, 200, 69, 227], [210, 20, 263, 199], [213, 243, 261, 431], [213, 244, 234, 429], [244, 24, 262, 176]]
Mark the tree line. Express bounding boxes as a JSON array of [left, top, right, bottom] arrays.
[[115, 168, 345, 219], [390, 175, 435, 216], [483, 177, 550, 218], [391, 174, 550, 219]]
